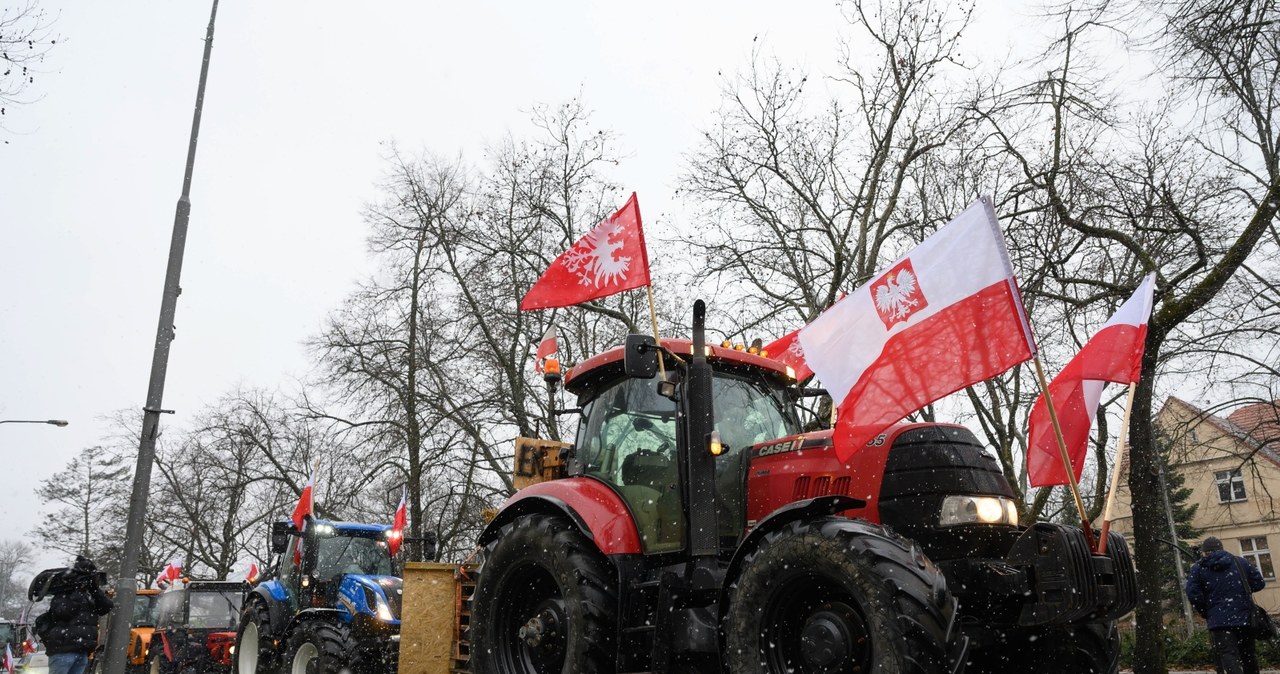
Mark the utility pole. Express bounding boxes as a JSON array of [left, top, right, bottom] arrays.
[[102, 3, 219, 674]]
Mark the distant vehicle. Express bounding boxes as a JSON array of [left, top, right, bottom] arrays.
[[146, 581, 248, 674], [120, 588, 163, 674]]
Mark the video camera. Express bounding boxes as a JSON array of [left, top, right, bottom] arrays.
[[27, 565, 107, 602]]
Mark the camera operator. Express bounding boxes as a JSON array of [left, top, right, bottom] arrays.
[[41, 556, 113, 674]]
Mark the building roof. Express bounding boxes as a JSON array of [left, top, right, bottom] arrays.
[[1160, 396, 1280, 469]]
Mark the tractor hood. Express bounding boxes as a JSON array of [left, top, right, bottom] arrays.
[[337, 574, 403, 623]]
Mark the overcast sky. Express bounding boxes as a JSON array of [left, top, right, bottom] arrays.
[[0, 1, 1047, 570]]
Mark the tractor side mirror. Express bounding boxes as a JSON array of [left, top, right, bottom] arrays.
[[624, 334, 658, 379], [270, 521, 292, 554]]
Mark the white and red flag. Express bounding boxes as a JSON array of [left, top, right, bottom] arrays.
[[245, 562, 259, 583], [156, 557, 183, 586], [764, 328, 814, 381], [520, 193, 650, 311], [291, 466, 318, 530], [388, 487, 408, 557], [534, 325, 559, 373], [799, 198, 1036, 461], [5, 644, 15, 674], [1027, 273, 1156, 487]]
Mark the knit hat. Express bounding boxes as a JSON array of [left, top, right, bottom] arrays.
[[1202, 536, 1223, 553]]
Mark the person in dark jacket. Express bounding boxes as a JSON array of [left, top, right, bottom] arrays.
[[1185, 536, 1267, 674], [41, 556, 113, 674]]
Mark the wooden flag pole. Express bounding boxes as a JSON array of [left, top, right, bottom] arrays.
[[646, 284, 667, 380], [1097, 382, 1137, 554], [1032, 355, 1096, 551]]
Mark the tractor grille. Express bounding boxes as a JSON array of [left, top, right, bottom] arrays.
[[792, 475, 852, 500]]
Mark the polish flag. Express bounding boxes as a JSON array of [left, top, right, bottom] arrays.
[[764, 295, 846, 381], [799, 198, 1036, 461], [1027, 274, 1156, 487], [534, 325, 558, 373], [157, 557, 183, 586], [764, 328, 813, 381], [291, 466, 317, 530], [388, 488, 408, 557], [245, 562, 259, 583], [5, 644, 15, 674], [520, 193, 651, 311]]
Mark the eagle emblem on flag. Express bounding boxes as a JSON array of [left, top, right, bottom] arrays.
[[872, 259, 928, 328]]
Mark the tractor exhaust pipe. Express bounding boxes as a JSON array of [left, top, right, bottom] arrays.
[[686, 300, 719, 586]]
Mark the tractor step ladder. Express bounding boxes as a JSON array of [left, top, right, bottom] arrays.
[[451, 565, 477, 673]]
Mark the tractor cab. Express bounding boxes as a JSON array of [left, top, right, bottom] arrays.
[[269, 519, 399, 613], [564, 337, 801, 555], [149, 581, 247, 674]]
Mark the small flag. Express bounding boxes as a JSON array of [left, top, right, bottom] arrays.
[[1027, 273, 1156, 487], [245, 562, 259, 583], [291, 465, 318, 530], [534, 325, 559, 373], [388, 487, 408, 557], [799, 198, 1036, 461], [5, 644, 15, 674], [156, 557, 183, 587], [520, 193, 651, 311]]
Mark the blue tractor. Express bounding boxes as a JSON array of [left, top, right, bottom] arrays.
[[234, 519, 402, 674]]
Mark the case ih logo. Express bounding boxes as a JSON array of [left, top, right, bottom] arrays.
[[872, 259, 928, 329]]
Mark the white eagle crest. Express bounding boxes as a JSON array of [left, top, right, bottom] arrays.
[[563, 218, 631, 289], [786, 338, 805, 361], [874, 269, 920, 320]]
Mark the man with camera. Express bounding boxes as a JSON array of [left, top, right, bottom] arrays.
[[37, 556, 113, 674]]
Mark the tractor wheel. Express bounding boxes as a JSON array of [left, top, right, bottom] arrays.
[[470, 514, 618, 674], [966, 621, 1119, 674], [146, 646, 175, 674], [235, 599, 279, 674], [725, 517, 966, 674], [283, 620, 351, 674]]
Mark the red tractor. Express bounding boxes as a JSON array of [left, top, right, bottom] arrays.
[[468, 301, 1135, 673]]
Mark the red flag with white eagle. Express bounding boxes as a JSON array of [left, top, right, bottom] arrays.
[[520, 193, 650, 311], [764, 295, 846, 381], [1027, 274, 1156, 487], [534, 325, 558, 373], [799, 198, 1036, 461], [388, 487, 408, 556], [291, 466, 317, 530]]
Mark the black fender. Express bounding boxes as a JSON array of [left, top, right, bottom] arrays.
[[248, 586, 289, 636], [477, 494, 594, 547], [719, 495, 865, 616], [284, 608, 345, 636]]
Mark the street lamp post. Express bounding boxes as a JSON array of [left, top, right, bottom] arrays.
[[0, 419, 69, 427]]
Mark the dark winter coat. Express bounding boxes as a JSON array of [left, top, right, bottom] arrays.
[[40, 584, 113, 655], [1185, 549, 1265, 630]]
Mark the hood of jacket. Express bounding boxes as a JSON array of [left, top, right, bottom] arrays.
[[1203, 548, 1237, 572]]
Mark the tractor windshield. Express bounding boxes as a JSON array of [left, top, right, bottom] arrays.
[[131, 593, 160, 627], [187, 591, 243, 630], [313, 532, 395, 580]]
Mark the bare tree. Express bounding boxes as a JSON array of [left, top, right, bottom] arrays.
[[0, 540, 32, 618], [32, 447, 130, 571], [0, 1, 57, 134]]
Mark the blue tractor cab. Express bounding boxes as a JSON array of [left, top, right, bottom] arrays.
[[235, 518, 402, 674]]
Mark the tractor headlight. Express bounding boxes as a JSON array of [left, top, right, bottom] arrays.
[[364, 586, 395, 622], [939, 495, 1019, 527]]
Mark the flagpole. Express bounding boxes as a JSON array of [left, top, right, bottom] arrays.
[[1097, 382, 1137, 554], [1032, 355, 1096, 550], [645, 284, 666, 380]]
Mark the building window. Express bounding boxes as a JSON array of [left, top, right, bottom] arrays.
[[1240, 537, 1276, 580], [1215, 469, 1247, 503]]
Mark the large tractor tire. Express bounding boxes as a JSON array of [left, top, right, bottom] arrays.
[[283, 620, 351, 674], [234, 599, 280, 674], [470, 514, 618, 674], [146, 646, 176, 674], [725, 517, 967, 674], [966, 621, 1119, 674]]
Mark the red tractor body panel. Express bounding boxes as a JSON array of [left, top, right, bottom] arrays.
[[746, 423, 971, 527], [500, 478, 644, 555]]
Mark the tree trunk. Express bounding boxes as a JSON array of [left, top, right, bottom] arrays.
[[1128, 335, 1166, 673]]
